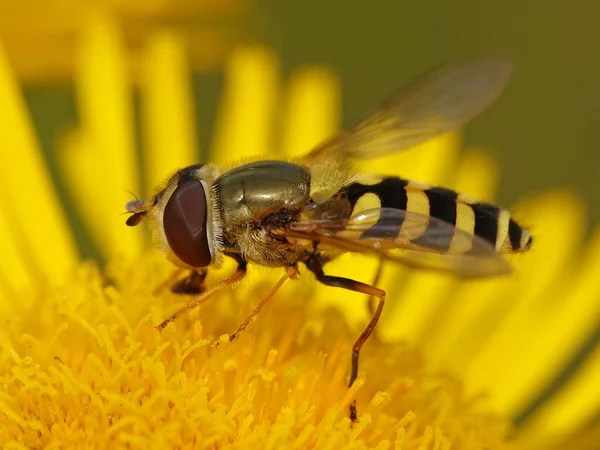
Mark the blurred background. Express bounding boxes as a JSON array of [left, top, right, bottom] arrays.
[[2, 0, 600, 256]]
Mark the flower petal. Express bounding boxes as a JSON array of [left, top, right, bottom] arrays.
[[510, 223, 600, 427], [519, 342, 600, 447], [141, 30, 198, 195], [59, 13, 142, 258], [210, 46, 279, 164], [451, 148, 500, 203], [0, 42, 77, 282], [463, 190, 587, 416], [0, 203, 33, 296], [280, 67, 340, 158]]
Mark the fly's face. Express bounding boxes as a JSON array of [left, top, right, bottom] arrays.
[[126, 163, 224, 269]]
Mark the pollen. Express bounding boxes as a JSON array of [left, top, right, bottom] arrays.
[[0, 253, 518, 449]]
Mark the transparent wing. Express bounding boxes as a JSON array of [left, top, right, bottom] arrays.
[[304, 58, 512, 162], [288, 207, 511, 278]]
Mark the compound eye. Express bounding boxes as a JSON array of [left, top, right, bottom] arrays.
[[163, 179, 212, 267]]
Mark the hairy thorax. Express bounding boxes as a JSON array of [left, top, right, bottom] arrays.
[[216, 160, 312, 266]]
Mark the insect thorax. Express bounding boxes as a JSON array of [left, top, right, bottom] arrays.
[[215, 160, 313, 265]]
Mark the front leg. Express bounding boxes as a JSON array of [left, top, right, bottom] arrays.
[[156, 255, 248, 331], [153, 268, 208, 296], [171, 269, 208, 295]]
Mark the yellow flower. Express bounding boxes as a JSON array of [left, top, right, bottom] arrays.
[[1, 11, 599, 449]]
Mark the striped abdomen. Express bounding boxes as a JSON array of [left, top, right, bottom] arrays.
[[342, 176, 532, 254]]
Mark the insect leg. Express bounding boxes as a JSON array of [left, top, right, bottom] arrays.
[[306, 256, 385, 422], [229, 266, 298, 342], [156, 260, 247, 331], [171, 269, 208, 295], [368, 257, 384, 314]]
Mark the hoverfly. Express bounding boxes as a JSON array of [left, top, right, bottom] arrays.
[[125, 58, 532, 421]]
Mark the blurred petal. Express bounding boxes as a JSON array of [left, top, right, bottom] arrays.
[[451, 148, 500, 202], [464, 190, 586, 416], [210, 45, 279, 164], [59, 130, 141, 258], [280, 67, 340, 158], [0, 199, 33, 296], [140, 30, 198, 194], [506, 223, 600, 422], [60, 13, 142, 259], [361, 130, 462, 184], [0, 42, 77, 283], [519, 342, 600, 447]]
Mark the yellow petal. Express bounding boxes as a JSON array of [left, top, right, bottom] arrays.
[[63, 12, 142, 258], [463, 190, 586, 416], [0, 42, 77, 282], [280, 66, 340, 158], [59, 130, 143, 258], [140, 30, 199, 195], [519, 342, 600, 447], [451, 148, 500, 202], [361, 131, 462, 185], [502, 222, 600, 424], [0, 200, 33, 296], [210, 45, 279, 165]]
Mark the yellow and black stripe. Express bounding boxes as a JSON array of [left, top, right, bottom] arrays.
[[343, 177, 532, 254]]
